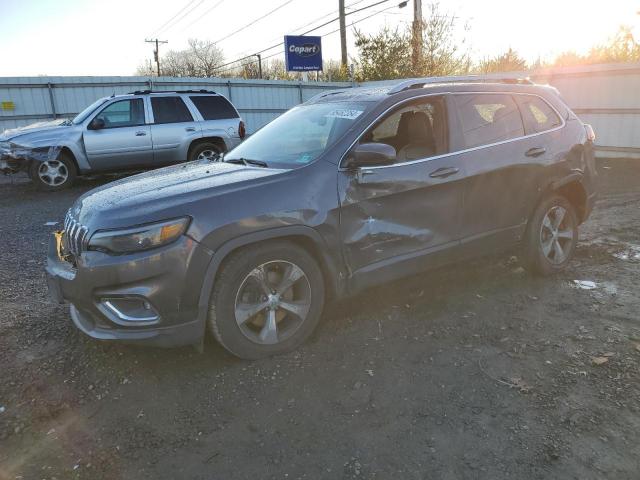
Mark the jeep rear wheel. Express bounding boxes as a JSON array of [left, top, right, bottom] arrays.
[[29, 152, 76, 191], [522, 194, 578, 276], [208, 242, 325, 359]]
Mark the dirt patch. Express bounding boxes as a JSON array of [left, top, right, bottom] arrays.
[[1, 162, 639, 479]]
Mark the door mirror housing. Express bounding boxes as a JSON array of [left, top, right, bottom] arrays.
[[344, 142, 396, 169], [89, 118, 106, 130]]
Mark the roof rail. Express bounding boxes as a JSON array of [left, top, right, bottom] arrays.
[[128, 89, 217, 95], [387, 75, 534, 94]]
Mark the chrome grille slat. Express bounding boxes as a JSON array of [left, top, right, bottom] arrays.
[[63, 212, 88, 258]]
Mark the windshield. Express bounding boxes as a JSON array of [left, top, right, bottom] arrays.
[[72, 97, 109, 124], [225, 101, 371, 168]]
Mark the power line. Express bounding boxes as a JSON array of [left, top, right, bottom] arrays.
[[232, 0, 375, 61], [180, 0, 226, 32], [214, 0, 296, 44], [157, 0, 206, 35], [150, 0, 199, 36], [151, 0, 208, 37], [214, 3, 399, 76], [215, 0, 397, 72]]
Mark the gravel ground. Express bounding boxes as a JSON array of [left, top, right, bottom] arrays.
[[1, 161, 639, 480]]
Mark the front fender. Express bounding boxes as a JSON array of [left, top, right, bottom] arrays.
[[9, 133, 90, 171]]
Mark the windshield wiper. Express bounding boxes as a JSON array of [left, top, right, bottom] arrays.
[[225, 158, 268, 168]]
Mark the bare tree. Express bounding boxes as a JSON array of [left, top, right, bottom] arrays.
[[136, 38, 224, 77]]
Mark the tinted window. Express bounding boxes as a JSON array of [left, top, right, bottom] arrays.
[[516, 95, 562, 134], [94, 99, 145, 128], [454, 94, 524, 149], [189, 95, 239, 120], [151, 96, 193, 124], [364, 96, 448, 162]]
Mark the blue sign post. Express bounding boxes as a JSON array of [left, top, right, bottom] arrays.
[[284, 35, 323, 72]]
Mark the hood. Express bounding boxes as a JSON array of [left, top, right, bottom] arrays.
[[1, 119, 73, 143], [72, 160, 287, 228]]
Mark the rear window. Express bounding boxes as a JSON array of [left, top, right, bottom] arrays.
[[454, 93, 524, 149], [189, 95, 239, 120], [515, 95, 562, 134], [151, 96, 193, 124]]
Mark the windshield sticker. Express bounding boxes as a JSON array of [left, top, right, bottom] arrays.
[[324, 109, 363, 120]]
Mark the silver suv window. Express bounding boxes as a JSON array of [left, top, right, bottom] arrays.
[[94, 99, 145, 129], [151, 96, 193, 124], [454, 93, 524, 149], [189, 96, 238, 120]]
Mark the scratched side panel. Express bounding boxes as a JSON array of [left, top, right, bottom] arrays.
[[337, 156, 465, 274]]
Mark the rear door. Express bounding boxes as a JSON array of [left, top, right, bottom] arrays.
[[450, 93, 533, 251], [149, 95, 201, 165], [83, 98, 153, 170], [338, 95, 466, 275]]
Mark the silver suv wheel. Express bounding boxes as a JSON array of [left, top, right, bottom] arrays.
[[37, 160, 69, 186]]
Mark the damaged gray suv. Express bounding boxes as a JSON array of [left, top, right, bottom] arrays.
[[0, 90, 245, 191], [45, 76, 598, 359]]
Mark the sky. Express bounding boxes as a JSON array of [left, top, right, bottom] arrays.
[[0, 0, 638, 77]]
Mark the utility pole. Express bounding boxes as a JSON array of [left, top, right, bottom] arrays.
[[339, 0, 347, 69], [255, 53, 263, 79], [145, 38, 168, 77], [412, 0, 422, 72]]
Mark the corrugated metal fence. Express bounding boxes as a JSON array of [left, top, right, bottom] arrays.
[[1, 64, 639, 157], [530, 62, 640, 159], [0, 76, 352, 134]]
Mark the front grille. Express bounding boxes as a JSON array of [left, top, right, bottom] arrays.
[[63, 212, 89, 257]]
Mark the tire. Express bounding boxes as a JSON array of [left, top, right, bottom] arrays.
[[29, 152, 77, 191], [208, 241, 325, 359], [189, 142, 224, 162], [522, 194, 579, 276]]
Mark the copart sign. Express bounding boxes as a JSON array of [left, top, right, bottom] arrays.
[[284, 35, 322, 72]]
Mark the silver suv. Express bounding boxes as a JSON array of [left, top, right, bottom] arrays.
[[0, 90, 245, 191]]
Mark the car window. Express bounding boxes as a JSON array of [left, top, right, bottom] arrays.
[[151, 96, 194, 124], [516, 95, 562, 134], [93, 99, 145, 129], [454, 94, 524, 149], [363, 96, 448, 162], [189, 96, 239, 120]]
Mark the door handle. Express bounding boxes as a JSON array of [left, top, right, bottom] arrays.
[[185, 127, 196, 132], [525, 147, 546, 157], [135, 131, 147, 136], [429, 166, 459, 179]]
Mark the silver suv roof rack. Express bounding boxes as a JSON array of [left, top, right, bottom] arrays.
[[388, 74, 534, 94]]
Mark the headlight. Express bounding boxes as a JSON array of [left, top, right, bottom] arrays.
[[87, 217, 190, 254]]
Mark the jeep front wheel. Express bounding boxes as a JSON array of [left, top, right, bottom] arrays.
[[208, 242, 325, 359]]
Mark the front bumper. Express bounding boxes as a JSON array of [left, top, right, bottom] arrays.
[[45, 233, 213, 347]]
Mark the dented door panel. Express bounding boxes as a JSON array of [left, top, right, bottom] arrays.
[[338, 156, 465, 273]]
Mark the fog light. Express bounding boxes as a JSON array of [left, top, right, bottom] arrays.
[[99, 297, 159, 324]]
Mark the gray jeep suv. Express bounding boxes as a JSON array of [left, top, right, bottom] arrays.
[[45, 76, 598, 359], [0, 90, 245, 191]]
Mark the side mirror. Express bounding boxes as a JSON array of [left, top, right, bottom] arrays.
[[89, 118, 105, 130], [343, 142, 396, 169]]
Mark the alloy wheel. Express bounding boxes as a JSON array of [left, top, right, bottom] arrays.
[[37, 160, 69, 186], [196, 149, 220, 161], [539, 205, 574, 264], [234, 260, 311, 345]]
